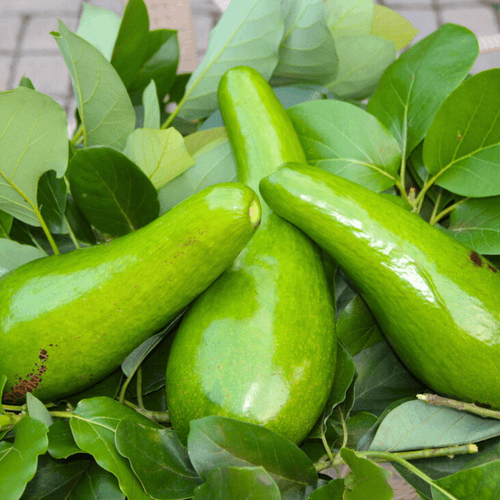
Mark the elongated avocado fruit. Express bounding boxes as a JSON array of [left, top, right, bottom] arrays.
[[1, 183, 261, 403], [166, 67, 337, 445], [259, 163, 500, 409]]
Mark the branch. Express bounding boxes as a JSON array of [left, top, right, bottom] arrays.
[[417, 393, 500, 420]]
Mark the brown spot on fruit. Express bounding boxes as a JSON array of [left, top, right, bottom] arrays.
[[39, 349, 48, 360], [2, 359, 49, 403], [488, 264, 498, 273], [470, 251, 483, 267]]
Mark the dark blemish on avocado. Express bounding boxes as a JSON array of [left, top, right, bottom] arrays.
[[457, 132, 462, 140], [2, 362, 48, 404], [470, 251, 483, 267], [39, 349, 48, 360], [488, 264, 498, 273]]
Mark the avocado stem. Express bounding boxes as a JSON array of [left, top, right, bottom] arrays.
[[417, 393, 500, 420], [121, 399, 170, 423]]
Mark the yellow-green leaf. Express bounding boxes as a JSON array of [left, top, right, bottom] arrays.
[[371, 5, 419, 51]]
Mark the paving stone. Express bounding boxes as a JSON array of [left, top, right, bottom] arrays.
[[383, 0, 434, 6], [1, 0, 81, 14], [0, 16, 22, 52], [0, 56, 13, 91], [393, 10, 439, 43], [22, 16, 78, 51], [192, 14, 213, 54], [11, 55, 70, 95], [441, 7, 499, 36], [85, 0, 124, 16], [472, 49, 500, 73]]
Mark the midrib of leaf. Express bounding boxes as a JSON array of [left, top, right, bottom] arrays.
[[315, 158, 396, 180], [355, 365, 410, 400], [93, 169, 135, 232], [280, 3, 307, 48]]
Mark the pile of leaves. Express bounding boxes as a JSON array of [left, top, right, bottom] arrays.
[[1, 0, 500, 498]]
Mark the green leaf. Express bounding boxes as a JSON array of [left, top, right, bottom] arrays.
[[424, 68, 500, 197], [431, 460, 500, 500], [67, 146, 159, 237], [47, 418, 82, 459], [352, 342, 424, 415], [115, 421, 202, 499], [76, 3, 121, 60], [123, 128, 195, 190], [0, 416, 49, 500], [110, 0, 150, 90], [177, 0, 284, 120], [0, 87, 68, 226], [37, 170, 67, 234], [184, 128, 228, 156], [69, 397, 159, 500], [367, 24, 479, 159], [20, 454, 92, 500], [64, 195, 96, 245], [324, 0, 374, 39], [26, 393, 53, 427], [286, 100, 401, 192], [193, 466, 281, 499], [18, 76, 35, 89], [128, 29, 179, 103], [308, 479, 345, 499], [0, 374, 7, 412], [370, 400, 500, 452], [326, 35, 396, 101], [335, 269, 358, 319], [0, 239, 46, 277], [188, 416, 318, 498], [445, 196, 500, 254], [337, 294, 384, 356], [0, 209, 13, 238], [157, 138, 237, 214], [53, 21, 136, 150], [370, 5, 419, 51], [346, 412, 379, 450], [142, 80, 160, 130], [271, 0, 338, 85], [341, 448, 393, 500], [66, 461, 125, 500]]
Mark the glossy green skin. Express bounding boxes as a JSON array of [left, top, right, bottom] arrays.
[[166, 67, 337, 445], [260, 163, 500, 409], [1, 183, 260, 403]]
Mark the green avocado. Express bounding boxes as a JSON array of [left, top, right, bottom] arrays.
[[166, 67, 337, 445], [1, 183, 261, 404], [259, 163, 500, 409]]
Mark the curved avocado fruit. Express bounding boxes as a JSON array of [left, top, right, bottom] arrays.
[[259, 163, 500, 409], [166, 67, 337, 445], [1, 183, 261, 404]]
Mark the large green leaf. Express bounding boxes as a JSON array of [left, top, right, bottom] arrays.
[[67, 462, 125, 500], [177, 0, 284, 120], [324, 0, 373, 39], [367, 24, 478, 159], [0, 87, 67, 226], [110, 0, 150, 90], [287, 100, 401, 191], [115, 421, 202, 499], [69, 397, 159, 500], [432, 460, 500, 500], [123, 128, 195, 190], [20, 454, 92, 500], [53, 21, 136, 150], [271, 0, 338, 85], [0, 416, 49, 500], [326, 35, 396, 101], [341, 448, 393, 500], [308, 479, 344, 499], [76, 3, 121, 60], [37, 170, 67, 235], [336, 294, 384, 356], [26, 393, 53, 428], [0, 239, 46, 277], [142, 80, 160, 130], [445, 196, 500, 254], [0, 209, 13, 238], [352, 342, 424, 415], [423, 69, 500, 197], [157, 138, 237, 214], [370, 400, 500, 452], [193, 466, 281, 499], [67, 146, 159, 237], [188, 416, 318, 498], [47, 418, 82, 459]]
